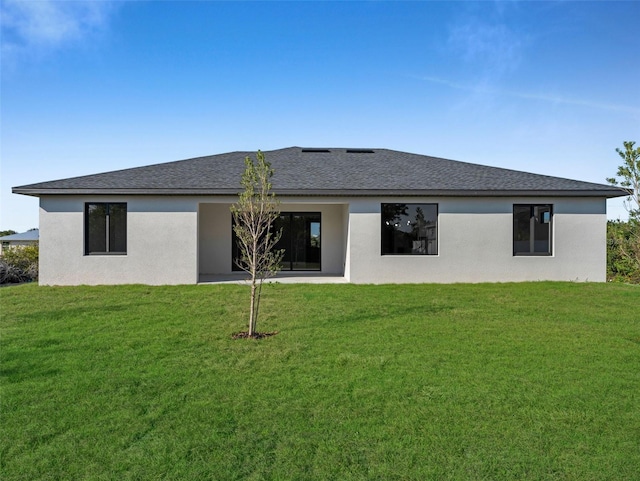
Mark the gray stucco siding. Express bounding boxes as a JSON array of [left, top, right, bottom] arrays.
[[39, 196, 199, 285], [346, 197, 606, 283], [38, 194, 607, 285]]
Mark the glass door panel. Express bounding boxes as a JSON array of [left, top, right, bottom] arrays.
[[274, 214, 291, 270], [233, 212, 321, 271], [290, 214, 321, 270]]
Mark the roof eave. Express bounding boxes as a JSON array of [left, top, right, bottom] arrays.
[[13, 187, 628, 198]]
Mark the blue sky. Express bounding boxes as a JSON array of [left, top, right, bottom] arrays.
[[2, 0, 639, 231]]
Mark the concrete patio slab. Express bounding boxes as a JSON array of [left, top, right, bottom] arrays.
[[199, 273, 349, 284]]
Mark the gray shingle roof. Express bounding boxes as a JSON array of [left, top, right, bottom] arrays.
[[0, 229, 39, 241], [12, 147, 626, 198]]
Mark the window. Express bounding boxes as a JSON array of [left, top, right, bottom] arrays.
[[381, 204, 438, 255], [233, 212, 321, 271], [513, 204, 552, 256], [85, 203, 127, 255]]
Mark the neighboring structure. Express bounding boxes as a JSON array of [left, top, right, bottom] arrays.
[[0, 229, 39, 256], [13, 147, 626, 285]]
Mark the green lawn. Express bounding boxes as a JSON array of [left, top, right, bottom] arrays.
[[1, 282, 639, 480]]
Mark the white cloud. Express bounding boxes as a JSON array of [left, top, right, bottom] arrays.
[[418, 75, 640, 115], [447, 17, 524, 78], [435, 3, 639, 116], [1, 0, 116, 55]]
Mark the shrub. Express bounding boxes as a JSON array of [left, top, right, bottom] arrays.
[[0, 244, 38, 284], [607, 220, 640, 283]]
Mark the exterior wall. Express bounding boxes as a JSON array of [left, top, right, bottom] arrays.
[[38, 194, 608, 285], [198, 203, 233, 275], [198, 201, 347, 275], [342, 203, 351, 281], [39, 196, 199, 285], [347, 196, 607, 283]]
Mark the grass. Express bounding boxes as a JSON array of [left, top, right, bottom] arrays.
[[1, 282, 639, 480]]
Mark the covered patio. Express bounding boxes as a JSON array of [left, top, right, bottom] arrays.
[[198, 201, 350, 280]]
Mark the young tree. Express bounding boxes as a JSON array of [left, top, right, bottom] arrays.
[[231, 151, 284, 337], [607, 220, 640, 283], [607, 141, 640, 283], [607, 140, 640, 219]]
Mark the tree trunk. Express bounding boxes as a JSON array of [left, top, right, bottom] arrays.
[[248, 276, 257, 336]]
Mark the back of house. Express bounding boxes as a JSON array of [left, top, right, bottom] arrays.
[[13, 147, 626, 285]]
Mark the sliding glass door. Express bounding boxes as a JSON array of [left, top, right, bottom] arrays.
[[232, 212, 321, 271], [275, 213, 321, 270]]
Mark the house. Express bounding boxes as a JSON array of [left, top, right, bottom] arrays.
[[12, 147, 626, 285], [0, 229, 39, 256]]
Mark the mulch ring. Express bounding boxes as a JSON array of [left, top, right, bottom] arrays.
[[231, 331, 279, 340]]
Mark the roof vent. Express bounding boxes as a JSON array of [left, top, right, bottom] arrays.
[[301, 148, 331, 153], [346, 149, 374, 154]]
